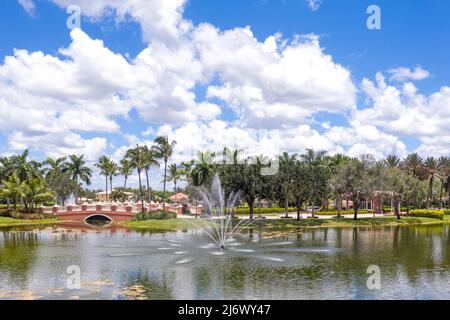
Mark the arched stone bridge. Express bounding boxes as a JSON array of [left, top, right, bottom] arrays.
[[40, 203, 203, 222]]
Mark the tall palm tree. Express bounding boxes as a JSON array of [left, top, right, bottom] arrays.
[[43, 156, 68, 204], [402, 153, 423, 177], [125, 145, 147, 212], [95, 156, 110, 202], [152, 136, 177, 210], [67, 155, 92, 204], [142, 146, 160, 202], [167, 164, 182, 191], [384, 154, 401, 169], [0, 156, 14, 208], [105, 159, 119, 199], [120, 159, 133, 190], [423, 157, 442, 209], [43, 157, 68, 180], [437, 156, 449, 209], [279, 152, 297, 218]]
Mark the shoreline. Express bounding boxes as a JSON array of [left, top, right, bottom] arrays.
[[1, 216, 449, 231]]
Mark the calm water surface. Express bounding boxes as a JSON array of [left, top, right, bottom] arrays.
[[1, 222, 450, 300]]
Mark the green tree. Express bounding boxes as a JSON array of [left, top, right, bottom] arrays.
[[24, 178, 53, 213], [142, 146, 160, 202], [167, 163, 182, 191], [191, 151, 216, 187], [333, 158, 373, 220], [384, 154, 401, 169], [152, 136, 177, 210], [46, 171, 77, 205], [125, 146, 147, 212], [277, 152, 297, 218], [402, 153, 423, 177], [67, 155, 92, 204], [120, 159, 133, 190], [95, 155, 110, 201], [43, 156, 68, 204], [0, 174, 27, 210], [423, 157, 442, 208]]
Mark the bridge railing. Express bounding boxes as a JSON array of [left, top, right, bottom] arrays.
[[40, 203, 203, 216]]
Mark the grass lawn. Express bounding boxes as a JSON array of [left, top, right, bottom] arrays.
[[261, 216, 446, 228], [123, 218, 208, 232], [0, 216, 58, 227], [122, 215, 450, 232]]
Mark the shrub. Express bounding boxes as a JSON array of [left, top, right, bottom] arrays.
[[234, 207, 369, 215], [1, 211, 55, 220], [132, 211, 177, 221], [409, 209, 445, 220], [444, 209, 450, 215], [235, 207, 296, 215]]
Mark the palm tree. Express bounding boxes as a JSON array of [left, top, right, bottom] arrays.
[[167, 164, 182, 191], [0, 174, 27, 210], [437, 156, 449, 209], [384, 154, 401, 169], [180, 160, 194, 184], [95, 156, 110, 202], [152, 136, 177, 210], [191, 151, 216, 187], [279, 152, 297, 218], [67, 155, 92, 204], [43, 157, 68, 179], [11, 149, 41, 182], [125, 145, 147, 212], [223, 147, 244, 165], [105, 159, 119, 199], [120, 159, 133, 190], [0, 156, 14, 209], [300, 149, 327, 167], [402, 153, 423, 177], [43, 156, 68, 204], [142, 146, 160, 203], [24, 178, 53, 213], [10, 149, 43, 210], [423, 157, 442, 209]]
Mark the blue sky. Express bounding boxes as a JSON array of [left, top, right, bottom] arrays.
[[0, 0, 449, 189]]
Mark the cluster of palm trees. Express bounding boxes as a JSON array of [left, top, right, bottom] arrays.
[[384, 154, 450, 209], [0, 150, 92, 211], [94, 136, 176, 212]]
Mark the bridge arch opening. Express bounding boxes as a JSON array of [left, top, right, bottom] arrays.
[[84, 214, 113, 227]]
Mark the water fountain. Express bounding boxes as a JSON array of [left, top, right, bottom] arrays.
[[191, 175, 256, 250]]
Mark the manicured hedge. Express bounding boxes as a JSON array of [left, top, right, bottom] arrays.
[[408, 210, 445, 220], [0, 211, 55, 220], [234, 208, 369, 215], [234, 207, 296, 215], [133, 211, 177, 221]]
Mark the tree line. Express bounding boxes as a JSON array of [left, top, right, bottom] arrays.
[[1, 139, 449, 220]]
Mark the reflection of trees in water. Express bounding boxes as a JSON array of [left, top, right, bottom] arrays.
[[190, 225, 450, 298], [122, 270, 173, 300], [0, 231, 39, 286]]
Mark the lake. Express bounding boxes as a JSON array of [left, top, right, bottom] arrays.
[[1, 222, 449, 300]]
